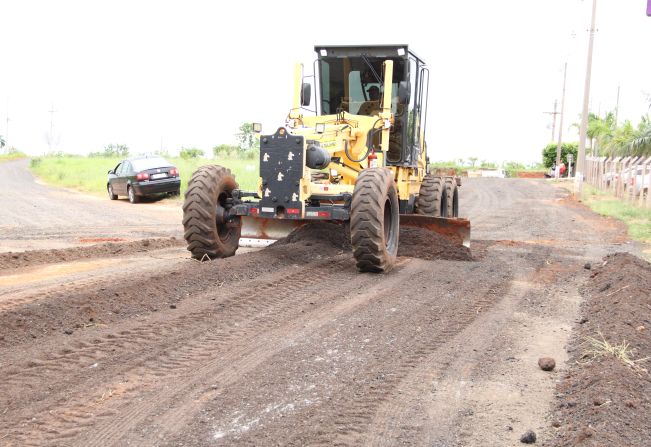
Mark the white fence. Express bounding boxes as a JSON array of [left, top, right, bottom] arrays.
[[585, 156, 651, 208]]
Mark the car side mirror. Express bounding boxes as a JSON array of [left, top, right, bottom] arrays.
[[398, 81, 410, 104], [301, 82, 311, 107]]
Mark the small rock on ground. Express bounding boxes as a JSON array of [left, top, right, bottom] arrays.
[[520, 429, 537, 443], [538, 357, 556, 371]]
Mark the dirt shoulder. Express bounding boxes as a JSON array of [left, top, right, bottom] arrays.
[[544, 253, 651, 446], [0, 159, 183, 252]]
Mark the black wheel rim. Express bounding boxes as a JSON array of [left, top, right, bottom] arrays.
[[384, 197, 397, 253], [216, 191, 238, 243]]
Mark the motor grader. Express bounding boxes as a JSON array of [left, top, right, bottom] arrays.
[[182, 45, 470, 272]]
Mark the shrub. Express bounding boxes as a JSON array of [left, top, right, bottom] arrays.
[[213, 144, 238, 158], [542, 142, 578, 168], [179, 147, 204, 159]]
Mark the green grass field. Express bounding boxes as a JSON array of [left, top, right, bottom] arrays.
[[0, 151, 27, 163], [29, 156, 259, 197], [582, 185, 651, 245]]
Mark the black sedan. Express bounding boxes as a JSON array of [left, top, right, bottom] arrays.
[[107, 156, 180, 203]]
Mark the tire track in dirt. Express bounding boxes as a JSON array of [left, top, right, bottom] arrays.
[[162, 256, 508, 446], [0, 250, 187, 312], [2, 255, 381, 446], [300, 263, 513, 447], [364, 247, 554, 446]]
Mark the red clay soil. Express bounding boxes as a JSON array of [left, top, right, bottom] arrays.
[[516, 171, 546, 178], [545, 253, 651, 447], [0, 237, 184, 270]]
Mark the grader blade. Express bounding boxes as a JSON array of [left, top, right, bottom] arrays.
[[399, 215, 471, 248], [239, 216, 307, 247]]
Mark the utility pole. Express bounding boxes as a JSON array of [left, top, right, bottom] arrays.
[[576, 0, 598, 192], [555, 62, 568, 178], [544, 100, 559, 142], [48, 103, 57, 154]]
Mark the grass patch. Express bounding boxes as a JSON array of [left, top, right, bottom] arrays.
[[29, 156, 259, 197], [0, 151, 27, 163], [582, 184, 651, 244]]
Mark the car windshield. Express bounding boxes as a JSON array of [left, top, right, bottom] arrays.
[[130, 157, 172, 171]]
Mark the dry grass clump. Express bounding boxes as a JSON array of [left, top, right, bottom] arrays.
[[581, 332, 649, 373]]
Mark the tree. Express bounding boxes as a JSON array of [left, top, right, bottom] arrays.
[[236, 123, 259, 151], [0, 135, 5, 149], [213, 144, 238, 158], [628, 115, 651, 156], [103, 144, 129, 157], [587, 111, 615, 155], [179, 147, 204, 159], [542, 142, 578, 168], [467, 157, 478, 168]]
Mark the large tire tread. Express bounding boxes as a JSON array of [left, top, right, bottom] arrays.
[[182, 165, 241, 259], [444, 177, 460, 218], [416, 175, 446, 217], [350, 168, 399, 273]]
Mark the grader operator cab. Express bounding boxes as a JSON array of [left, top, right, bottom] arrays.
[[182, 45, 470, 272]]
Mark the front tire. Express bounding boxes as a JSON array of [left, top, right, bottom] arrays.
[[416, 174, 447, 217], [350, 168, 399, 273], [444, 178, 459, 218], [182, 165, 241, 260], [107, 184, 118, 200]]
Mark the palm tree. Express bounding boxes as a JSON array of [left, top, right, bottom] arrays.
[[626, 115, 651, 156], [603, 120, 636, 156], [586, 112, 616, 156]]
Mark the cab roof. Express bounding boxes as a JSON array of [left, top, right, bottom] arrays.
[[313, 45, 424, 65]]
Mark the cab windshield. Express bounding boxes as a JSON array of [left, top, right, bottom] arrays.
[[318, 57, 406, 116]]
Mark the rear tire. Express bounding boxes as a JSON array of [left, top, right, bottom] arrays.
[[416, 175, 447, 217], [350, 168, 399, 273], [182, 165, 241, 260], [128, 185, 139, 204], [444, 178, 459, 218], [107, 184, 117, 200]]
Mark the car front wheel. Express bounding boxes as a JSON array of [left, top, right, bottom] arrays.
[[107, 184, 118, 200]]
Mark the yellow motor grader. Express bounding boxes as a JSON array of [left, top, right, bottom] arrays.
[[182, 45, 470, 272]]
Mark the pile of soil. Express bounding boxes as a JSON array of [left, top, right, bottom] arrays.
[[546, 253, 651, 446], [0, 237, 184, 270], [397, 226, 473, 261], [274, 222, 352, 251], [273, 222, 473, 262]]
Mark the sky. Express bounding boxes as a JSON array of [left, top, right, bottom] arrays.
[[1, 0, 650, 164]]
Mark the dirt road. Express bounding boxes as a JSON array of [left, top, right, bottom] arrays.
[[0, 159, 182, 252], [0, 175, 640, 446]]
